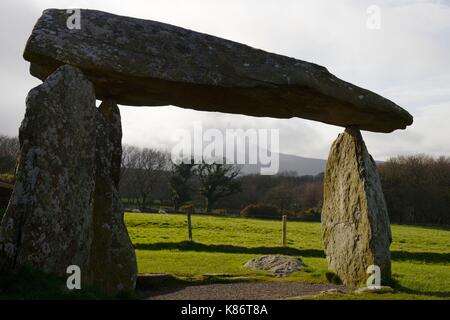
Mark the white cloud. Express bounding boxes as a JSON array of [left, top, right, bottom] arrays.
[[1, 0, 449, 160], [364, 101, 450, 159]]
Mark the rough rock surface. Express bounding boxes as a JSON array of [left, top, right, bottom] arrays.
[[0, 65, 137, 295], [244, 255, 303, 277], [0, 182, 13, 209], [0, 65, 96, 277], [88, 100, 137, 295], [24, 9, 412, 133], [321, 127, 392, 288]]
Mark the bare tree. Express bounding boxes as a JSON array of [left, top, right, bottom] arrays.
[[0, 135, 19, 174], [379, 154, 450, 225], [120, 144, 139, 181], [128, 147, 169, 211], [264, 183, 295, 214]]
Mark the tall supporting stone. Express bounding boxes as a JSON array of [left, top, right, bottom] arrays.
[[0, 65, 137, 296], [88, 99, 137, 295], [0, 65, 96, 278], [321, 127, 392, 288]]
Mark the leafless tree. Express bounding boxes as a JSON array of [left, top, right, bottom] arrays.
[[379, 154, 450, 225], [264, 183, 295, 214], [121, 146, 169, 211], [0, 135, 19, 174], [120, 144, 139, 181]]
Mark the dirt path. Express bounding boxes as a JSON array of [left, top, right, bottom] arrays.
[[139, 282, 347, 300]]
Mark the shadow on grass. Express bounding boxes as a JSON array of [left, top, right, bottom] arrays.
[[394, 223, 450, 232], [134, 241, 325, 258], [391, 251, 450, 264], [135, 242, 450, 264]]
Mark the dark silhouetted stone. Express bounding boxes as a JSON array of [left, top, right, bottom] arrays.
[[0, 65, 96, 278], [88, 100, 137, 295]]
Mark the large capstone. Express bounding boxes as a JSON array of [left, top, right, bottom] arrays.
[[0, 65, 96, 278], [88, 100, 137, 295], [321, 127, 392, 288], [24, 9, 413, 133]]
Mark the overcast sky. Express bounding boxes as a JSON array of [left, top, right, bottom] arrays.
[[1, 0, 449, 160]]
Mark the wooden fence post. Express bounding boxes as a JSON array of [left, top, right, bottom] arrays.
[[282, 215, 287, 247], [187, 207, 193, 242]]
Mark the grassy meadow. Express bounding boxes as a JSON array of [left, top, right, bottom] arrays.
[[126, 212, 450, 300]]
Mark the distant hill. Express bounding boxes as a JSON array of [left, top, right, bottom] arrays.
[[240, 153, 326, 176]]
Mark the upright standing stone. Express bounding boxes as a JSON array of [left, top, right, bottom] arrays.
[[321, 127, 392, 288], [0, 65, 96, 278], [88, 100, 137, 295]]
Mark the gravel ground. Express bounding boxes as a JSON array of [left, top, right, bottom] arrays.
[[139, 282, 347, 300]]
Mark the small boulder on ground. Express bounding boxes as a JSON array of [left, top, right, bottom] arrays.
[[244, 255, 303, 277]]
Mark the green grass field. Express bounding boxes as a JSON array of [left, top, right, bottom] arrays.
[[126, 212, 450, 300]]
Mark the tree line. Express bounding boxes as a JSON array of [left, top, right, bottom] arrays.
[[119, 145, 323, 217], [0, 135, 19, 175], [119, 145, 242, 213], [378, 154, 450, 225], [1, 134, 449, 225]]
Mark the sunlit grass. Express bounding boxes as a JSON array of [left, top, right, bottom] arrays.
[[126, 212, 450, 299]]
